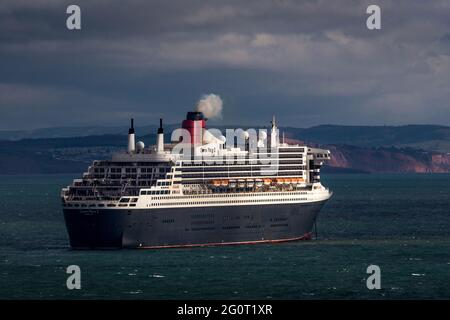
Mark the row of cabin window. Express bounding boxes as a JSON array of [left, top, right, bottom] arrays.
[[141, 190, 170, 195], [94, 167, 169, 173], [177, 172, 304, 178], [141, 190, 308, 200], [64, 203, 113, 207], [150, 198, 308, 206], [177, 163, 304, 172], [119, 198, 138, 203], [141, 191, 308, 198]]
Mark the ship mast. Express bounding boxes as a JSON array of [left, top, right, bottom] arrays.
[[270, 115, 278, 148]]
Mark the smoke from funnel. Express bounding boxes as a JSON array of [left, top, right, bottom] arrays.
[[195, 94, 223, 119]]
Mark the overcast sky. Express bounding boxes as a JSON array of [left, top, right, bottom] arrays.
[[0, 0, 449, 130]]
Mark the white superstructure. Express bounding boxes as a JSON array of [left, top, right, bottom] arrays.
[[62, 112, 332, 210]]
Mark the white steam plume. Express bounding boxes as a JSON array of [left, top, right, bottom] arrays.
[[195, 94, 223, 119]]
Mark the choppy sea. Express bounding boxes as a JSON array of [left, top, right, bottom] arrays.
[[1, 173, 449, 299]]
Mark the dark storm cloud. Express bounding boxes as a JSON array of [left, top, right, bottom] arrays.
[[0, 0, 449, 130]]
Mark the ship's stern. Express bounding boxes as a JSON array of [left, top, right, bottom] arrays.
[[63, 208, 125, 249]]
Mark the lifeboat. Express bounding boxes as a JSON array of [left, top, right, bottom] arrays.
[[221, 180, 229, 187], [263, 178, 272, 186], [246, 179, 255, 188], [283, 178, 291, 185], [211, 180, 221, 187], [295, 177, 306, 187], [276, 178, 284, 184], [229, 179, 237, 188], [255, 179, 263, 187], [237, 179, 246, 188]]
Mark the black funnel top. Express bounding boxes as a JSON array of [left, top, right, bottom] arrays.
[[158, 118, 164, 134], [129, 118, 135, 134], [186, 111, 205, 121]]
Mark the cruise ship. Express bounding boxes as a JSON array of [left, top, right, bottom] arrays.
[[61, 110, 332, 249]]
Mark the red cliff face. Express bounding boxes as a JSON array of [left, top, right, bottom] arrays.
[[283, 137, 450, 173], [326, 145, 450, 173], [430, 153, 450, 173]]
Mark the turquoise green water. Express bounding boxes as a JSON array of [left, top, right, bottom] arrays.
[[0, 174, 449, 299]]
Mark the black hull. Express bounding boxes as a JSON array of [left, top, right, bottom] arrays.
[[63, 201, 327, 249]]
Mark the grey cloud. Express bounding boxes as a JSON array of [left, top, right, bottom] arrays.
[[0, 0, 449, 129]]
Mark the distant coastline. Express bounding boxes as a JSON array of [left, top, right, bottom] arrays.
[[1, 123, 450, 174]]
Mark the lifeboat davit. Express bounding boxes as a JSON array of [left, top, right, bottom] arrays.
[[295, 177, 305, 187], [212, 180, 221, 187]]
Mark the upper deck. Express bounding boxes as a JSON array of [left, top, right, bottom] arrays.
[[61, 113, 330, 204]]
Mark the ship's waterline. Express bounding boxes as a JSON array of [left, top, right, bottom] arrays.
[[64, 200, 328, 249], [61, 109, 331, 248]]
